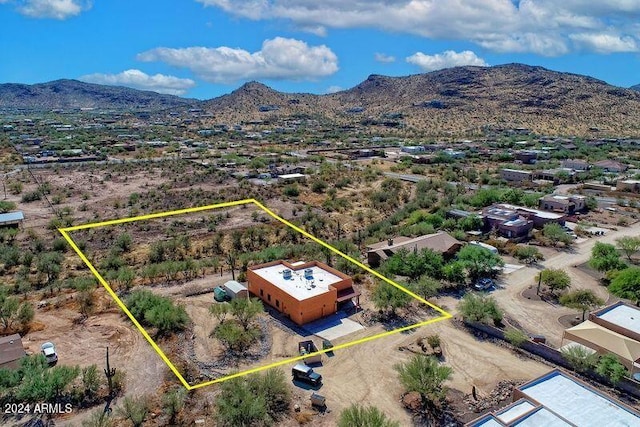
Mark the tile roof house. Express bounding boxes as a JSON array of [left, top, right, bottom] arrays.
[[366, 232, 463, 267], [0, 334, 26, 369]]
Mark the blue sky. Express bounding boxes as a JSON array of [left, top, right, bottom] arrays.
[[1, 0, 640, 99]]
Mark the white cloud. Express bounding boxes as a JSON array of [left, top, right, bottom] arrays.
[[196, 0, 640, 55], [137, 37, 338, 84], [16, 0, 91, 19], [406, 50, 488, 72], [570, 32, 638, 53], [79, 69, 196, 96], [374, 53, 396, 63], [326, 85, 343, 93]]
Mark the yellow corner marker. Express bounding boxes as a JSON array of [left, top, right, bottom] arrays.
[[60, 199, 452, 389]]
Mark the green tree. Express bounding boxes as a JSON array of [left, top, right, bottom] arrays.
[[116, 395, 149, 427], [616, 236, 640, 262], [410, 276, 442, 300], [248, 368, 291, 421], [542, 223, 573, 246], [561, 345, 598, 373], [210, 302, 230, 324], [229, 298, 264, 331], [559, 289, 604, 321], [608, 267, 640, 304], [216, 377, 268, 427], [125, 290, 189, 336], [457, 245, 504, 281], [0, 287, 33, 332], [442, 261, 466, 285], [596, 354, 628, 384], [36, 252, 64, 285], [338, 405, 400, 427], [394, 355, 453, 408], [372, 282, 411, 316], [589, 242, 626, 273], [513, 246, 544, 264], [457, 292, 503, 325], [537, 269, 571, 296]]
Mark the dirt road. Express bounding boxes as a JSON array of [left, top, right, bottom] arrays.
[[490, 220, 640, 347]]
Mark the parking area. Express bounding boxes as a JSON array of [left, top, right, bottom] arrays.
[[303, 312, 365, 341]]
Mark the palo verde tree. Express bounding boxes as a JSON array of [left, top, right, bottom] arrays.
[[372, 281, 412, 317], [559, 289, 604, 321], [536, 268, 571, 296], [589, 242, 626, 273], [456, 245, 504, 282], [394, 355, 453, 409], [608, 267, 640, 305], [457, 292, 503, 325], [616, 236, 640, 262], [596, 354, 629, 384]]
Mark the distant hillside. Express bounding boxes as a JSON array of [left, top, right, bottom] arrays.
[[202, 64, 640, 136], [0, 79, 197, 110], [630, 84, 640, 91], [4, 65, 640, 136]]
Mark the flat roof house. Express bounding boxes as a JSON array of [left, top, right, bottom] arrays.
[[500, 168, 532, 183], [0, 334, 26, 370], [467, 370, 640, 426], [538, 194, 586, 214], [247, 260, 360, 325]]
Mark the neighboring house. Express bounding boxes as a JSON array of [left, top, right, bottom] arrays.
[[401, 146, 425, 154], [277, 173, 306, 183], [538, 194, 587, 213], [466, 370, 640, 426], [247, 260, 359, 325], [594, 160, 628, 173], [533, 168, 576, 183], [513, 150, 537, 164], [561, 159, 590, 171], [616, 180, 640, 193], [497, 203, 566, 228], [0, 211, 24, 229], [500, 168, 532, 183], [562, 302, 640, 375], [365, 232, 463, 267], [0, 334, 27, 370], [482, 205, 533, 238]]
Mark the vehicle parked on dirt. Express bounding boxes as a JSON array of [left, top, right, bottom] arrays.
[[41, 342, 58, 365], [473, 278, 495, 291], [292, 363, 322, 386]]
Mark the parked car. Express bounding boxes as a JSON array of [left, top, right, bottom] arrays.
[[473, 278, 494, 291], [292, 363, 322, 386], [41, 342, 58, 364]]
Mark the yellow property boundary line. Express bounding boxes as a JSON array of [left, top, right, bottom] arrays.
[[59, 198, 452, 390]]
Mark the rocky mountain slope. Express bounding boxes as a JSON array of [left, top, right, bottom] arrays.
[[0, 79, 197, 110]]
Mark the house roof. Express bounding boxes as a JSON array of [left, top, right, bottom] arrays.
[[0, 211, 24, 224], [563, 320, 640, 364], [0, 334, 26, 366], [366, 232, 462, 256], [594, 302, 640, 336]]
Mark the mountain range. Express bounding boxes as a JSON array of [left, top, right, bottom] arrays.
[[2, 64, 640, 136]]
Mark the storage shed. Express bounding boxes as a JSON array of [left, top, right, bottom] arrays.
[[222, 280, 249, 300]]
